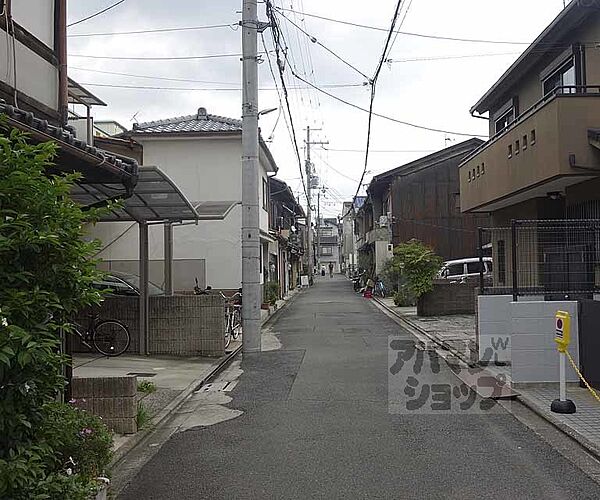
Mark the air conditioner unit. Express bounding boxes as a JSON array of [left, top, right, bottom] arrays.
[[379, 215, 389, 227]]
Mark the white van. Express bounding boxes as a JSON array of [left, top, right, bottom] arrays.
[[438, 257, 493, 281]]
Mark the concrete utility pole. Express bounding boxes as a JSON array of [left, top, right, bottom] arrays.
[[304, 127, 328, 281], [241, 0, 261, 352], [316, 189, 321, 271]]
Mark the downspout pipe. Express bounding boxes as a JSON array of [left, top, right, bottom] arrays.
[[56, 0, 68, 126]]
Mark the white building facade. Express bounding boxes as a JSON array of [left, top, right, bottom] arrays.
[[91, 108, 276, 292]]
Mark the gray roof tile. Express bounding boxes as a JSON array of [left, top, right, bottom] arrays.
[[132, 108, 241, 134]]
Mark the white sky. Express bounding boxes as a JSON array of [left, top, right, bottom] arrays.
[[67, 0, 567, 218]]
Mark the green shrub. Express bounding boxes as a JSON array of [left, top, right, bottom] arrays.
[[393, 289, 415, 307], [137, 380, 157, 394], [265, 281, 280, 306], [386, 239, 443, 300], [0, 125, 112, 498], [136, 402, 151, 430]]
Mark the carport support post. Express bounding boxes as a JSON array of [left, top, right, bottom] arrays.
[[139, 222, 149, 355], [164, 223, 174, 295], [241, 0, 261, 352]]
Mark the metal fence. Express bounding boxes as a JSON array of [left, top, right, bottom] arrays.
[[478, 220, 600, 300]]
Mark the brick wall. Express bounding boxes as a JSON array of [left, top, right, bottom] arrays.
[[72, 294, 225, 357], [71, 376, 137, 434], [417, 280, 477, 316]]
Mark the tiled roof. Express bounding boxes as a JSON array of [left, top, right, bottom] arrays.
[[131, 108, 241, 134], [0, 102, 138, 190]]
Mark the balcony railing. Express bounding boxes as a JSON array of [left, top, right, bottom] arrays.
[[460, 86, 600, 213]]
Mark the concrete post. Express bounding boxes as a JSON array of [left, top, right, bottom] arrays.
[[164, 223, 174, 295], [139, 222, 149, 355], [241, 0, 261, 352]]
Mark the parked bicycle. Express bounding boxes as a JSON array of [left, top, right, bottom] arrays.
[[374, 278, 386, 298], [72, 313, 130, 357], [220, 291, 242, 349]]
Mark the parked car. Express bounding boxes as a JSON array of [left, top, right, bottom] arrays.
[[94, 271, 165, 297], [438, 258, 493, 281]]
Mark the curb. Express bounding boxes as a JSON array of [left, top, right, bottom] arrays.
[[514, 391, 600, 461], [111, 343, 242, 466], [373, 298, 600, 461], [111, 289, 301, 466], [372, 297, 477, 367]]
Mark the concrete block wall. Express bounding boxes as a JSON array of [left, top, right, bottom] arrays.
[[71, 376, 137, 434], [417, 281, 477, 316], [71, 295, 225, 357], [149, 294, 225, 356], [478, 295, 512, 364], [510, 300, 580, 383]]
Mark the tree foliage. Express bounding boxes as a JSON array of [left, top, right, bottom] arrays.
[[0, 125, 111, 498], [386, 239, 443, 300]]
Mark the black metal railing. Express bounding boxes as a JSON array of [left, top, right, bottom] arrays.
[[478, 219, 600, 300]]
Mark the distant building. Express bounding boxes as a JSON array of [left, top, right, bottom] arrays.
[[316, 217, 341, 273]]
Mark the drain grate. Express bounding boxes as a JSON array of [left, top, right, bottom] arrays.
[[126, 372, 156, 377]]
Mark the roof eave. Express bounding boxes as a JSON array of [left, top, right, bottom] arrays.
[[471, 1, 585, 114]]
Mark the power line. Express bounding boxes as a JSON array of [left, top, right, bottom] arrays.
[[68, 0, 127, 28], [75, 81, 366, 92], [274, 9, 370, 81], [289, 70, 487, 138], [274, 6, 532, 45], [321, 147, 437, 153], [262, 8, 308, 201], [343, 0, 405, 221], [68, 23, 236, 37], [69, 66, 238, 85], [68, 51, 255, 61]]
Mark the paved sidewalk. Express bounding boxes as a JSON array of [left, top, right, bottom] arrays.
[[377, 297, 477, 361], [376, 297, 600, 459], [516, 383, 600, 457]]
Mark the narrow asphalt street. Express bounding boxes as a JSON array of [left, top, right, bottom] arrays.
[[120, 276, 600, 499]]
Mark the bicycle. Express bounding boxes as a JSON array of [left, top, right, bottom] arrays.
[[220, 291, 242, 349], [374, 279, 386, 298], [72, 313, 131, 357]]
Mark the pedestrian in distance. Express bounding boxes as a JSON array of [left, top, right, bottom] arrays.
[[328, 262, 334, 278]]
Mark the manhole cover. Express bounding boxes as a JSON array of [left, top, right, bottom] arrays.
[[126, 372, 156, 377]]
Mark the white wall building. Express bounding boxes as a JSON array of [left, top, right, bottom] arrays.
[[90, 107, 277, 291]]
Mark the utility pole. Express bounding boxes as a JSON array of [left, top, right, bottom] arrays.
[[316, 189, 321, 272], [304, 126, 328, 282], [241, 0, 261, 353]]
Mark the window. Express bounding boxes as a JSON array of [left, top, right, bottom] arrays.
[[447, 263, 465, 277], [497, 240, 506, 285], [495, 108, 514, 134], [515, 140, 520, 155], [321, 246, 333, 256], [476, 165, 481, 177], [523, 135, 528, 150], [481, 162, 485, 175], [467, 262, 483, 274], [543, 59, 576, 96], [468, 171, 472, 182], [262, 178, 268, 210], [508, 144, 513, 158], [472, 168, 476, 180], [531, 129, 536, 144]]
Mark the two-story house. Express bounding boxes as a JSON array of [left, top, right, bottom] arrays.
[[355, 139, 489, 276], [460, 2, 600, 298], [316, 217, 341, 273], [0, 0, 137, 196], [269, 177, 306, 296], [91, 107, 277, 292]]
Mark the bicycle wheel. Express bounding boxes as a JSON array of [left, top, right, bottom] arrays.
[[93, 320, 130, 357], [231, 308, 242, 339], [224, 312, 232, 349]]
